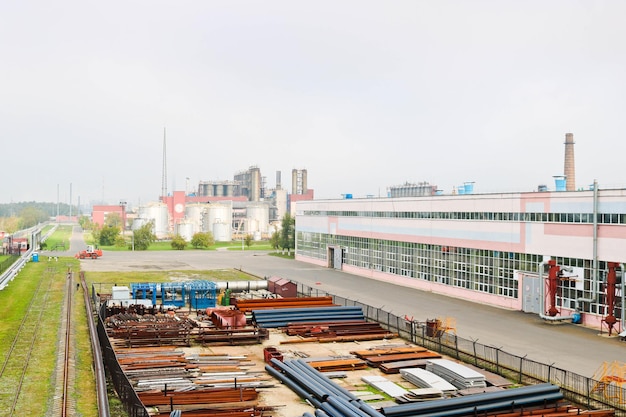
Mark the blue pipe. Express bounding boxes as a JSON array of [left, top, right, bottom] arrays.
[[295, 360, 361, 401], [381, 383, 560, 416], [327, 396, 371, 417], [264, 364, 322, 408]]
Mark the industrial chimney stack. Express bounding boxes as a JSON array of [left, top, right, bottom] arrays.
[[564, 133, 575, 191]]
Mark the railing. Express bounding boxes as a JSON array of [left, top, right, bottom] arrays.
[[96, 294, 150, 417], [298, 282, 626, 416], [0, 254, 20, 275]]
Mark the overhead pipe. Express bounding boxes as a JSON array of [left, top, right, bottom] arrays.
[[604, 262, 619, 335], [538, 260, 574, 321], [620, 264, 626, 331], [576, 179, 600, 311]]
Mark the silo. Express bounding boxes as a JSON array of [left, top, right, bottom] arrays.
[[246, 204, 269, 234], [142, 203, 169, 239], [212, 222, 231, 242], [175, 222, 194, 242], [185, 203, 207, 234], [205, 202, 233, 230]]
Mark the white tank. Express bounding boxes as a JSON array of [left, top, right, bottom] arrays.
[[139, 203, 169, 239], [131, 217, 148, 231], [185, 203, 207, 234], [204, 202, 233, 232], [246, 204, 269, 234], [175, 222, 194, 242], [212, 222, 231, 242]]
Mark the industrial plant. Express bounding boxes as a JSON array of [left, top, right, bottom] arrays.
[[295, 133, 626, 335]]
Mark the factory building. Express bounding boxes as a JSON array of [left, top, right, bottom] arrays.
[[294, 184, 626, 332], [294, 133, 626, 333]]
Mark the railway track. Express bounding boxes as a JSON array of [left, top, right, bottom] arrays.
[[0, 266, 79, 417], [0, 265, 56, 416]]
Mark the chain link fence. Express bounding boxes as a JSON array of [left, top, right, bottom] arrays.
[[298, 281, 626, 415]]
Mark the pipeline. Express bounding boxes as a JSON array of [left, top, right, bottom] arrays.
[[576, 179, 600, 310], [264, 364, 321, 408], [380, 383, 562, 417], [538, 260, 575, 321]]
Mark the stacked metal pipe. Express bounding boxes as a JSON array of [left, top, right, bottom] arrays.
[[265, 358, 385, 417], [252, 306, 365, 328], [379, 383, 563, 417]]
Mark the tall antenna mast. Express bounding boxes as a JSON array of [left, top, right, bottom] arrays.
[[161, 127, 167, 199]]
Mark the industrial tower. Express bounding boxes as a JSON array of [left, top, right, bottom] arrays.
[[564, 133, 575, 191]]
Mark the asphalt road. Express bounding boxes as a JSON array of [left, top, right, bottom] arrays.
[[61, 227, 624, 379]]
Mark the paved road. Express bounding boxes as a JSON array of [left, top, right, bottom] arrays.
[[58, 225, 624, 379], [72, 244, 626, 379]]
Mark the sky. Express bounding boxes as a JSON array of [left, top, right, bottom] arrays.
[[2, 1, 626, 208]]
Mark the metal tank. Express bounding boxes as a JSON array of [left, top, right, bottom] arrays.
[[175, 222, 194, 242], [204, 202, 233, 232], [212, 222, 231, 242], [246, 204, 269, 234], [138, 203, 169, 239], [185, 203, 207, 234]]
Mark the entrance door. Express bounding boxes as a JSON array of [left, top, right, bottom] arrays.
[[522, 274, 541, 314]]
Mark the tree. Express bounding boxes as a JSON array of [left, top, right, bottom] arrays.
[[244, 234, 253, 248], [18, 206, 49, 229], [105, 212, 123, 228], [270, 229, 280, 252], [280, 213, 296, 255], [171, 234, 187, 250], [132, 222, 155, 251], [99, 225, 120, 246], [191, 232, 214, 249]]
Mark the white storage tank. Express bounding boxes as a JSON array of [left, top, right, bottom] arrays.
[[185, 203, 207, 234], [246, 204, 269, 234], [204, 202, 233, 232], [175, 222, 194, 242], [139, 203, 169, 239], [212, 222, 231, 242]]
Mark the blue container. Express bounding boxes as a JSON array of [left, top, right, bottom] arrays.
[[32, 252, 39, 262], [554, 176, 566, 191], [464, 182, 474, 194], [344, 194, 353, 199], [457, 186, 465, 195]]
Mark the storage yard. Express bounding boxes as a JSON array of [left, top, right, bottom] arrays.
[[99, 287, 616, 417]]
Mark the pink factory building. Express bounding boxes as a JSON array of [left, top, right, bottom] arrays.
[[294, 186, 626, 333]]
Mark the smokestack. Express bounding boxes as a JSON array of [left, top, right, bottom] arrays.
[[276, 171, 282, 190], [564, 133, 575, 191]]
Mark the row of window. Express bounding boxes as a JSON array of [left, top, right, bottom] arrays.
[[302, 210, 626, 224], [296, 232, 614, 315]]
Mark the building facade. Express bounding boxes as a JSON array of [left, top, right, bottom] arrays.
[[295, 188, 626, 332]]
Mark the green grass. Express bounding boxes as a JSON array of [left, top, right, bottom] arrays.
[[0, 257, 96, 416], [42, 224, 73, 250], [99, 239, 276, 252], [85, 269, 261, 296]]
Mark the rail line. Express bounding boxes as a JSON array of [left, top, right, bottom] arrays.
[[0, 265, 56, 416]]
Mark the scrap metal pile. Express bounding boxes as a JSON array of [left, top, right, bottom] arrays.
[[105, 306, 269, 347], [115, 346, 277, 417]]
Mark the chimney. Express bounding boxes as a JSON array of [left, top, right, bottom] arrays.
[[564, 133, 575, 191]]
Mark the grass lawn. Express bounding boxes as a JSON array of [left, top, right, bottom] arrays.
[[99, 239, 276, 252], [0, 257, 97, 416], [42, 224, 73, 251]]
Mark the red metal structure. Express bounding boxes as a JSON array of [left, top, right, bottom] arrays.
[[546, 260, 561, 316], [603, 262, 620, 335]]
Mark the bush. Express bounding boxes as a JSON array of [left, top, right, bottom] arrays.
[[171, 234, 187, 250], [191, 232, 214, 249]]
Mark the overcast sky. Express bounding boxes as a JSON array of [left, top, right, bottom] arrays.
[[2, 1, 625, 207]]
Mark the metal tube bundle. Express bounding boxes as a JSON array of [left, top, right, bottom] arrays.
[[380, 383, 562, 417]]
